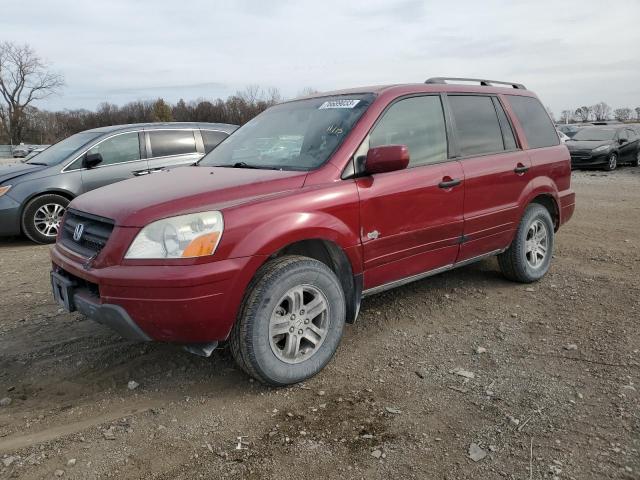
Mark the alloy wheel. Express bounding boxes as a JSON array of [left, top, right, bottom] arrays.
[[34, 203, 65, 238], [524, 219, 548, 269], [268, 284, 330, 364]]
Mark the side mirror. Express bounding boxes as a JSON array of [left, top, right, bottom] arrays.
[[619, 138, 628, 144], [365, 145, 410, 175], [83, 152, 103, 169]]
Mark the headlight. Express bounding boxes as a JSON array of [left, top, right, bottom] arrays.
[[125, 211, 224, 259], [593, 145, 610, 152], [0, 185, 11, 197]]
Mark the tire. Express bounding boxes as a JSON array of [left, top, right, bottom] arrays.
[[21, 194, 69, 244], [498, 203, 554, 283], [604, 153, 617, 171], [230, 255, 346, 386], [632, 150, 640, 167]]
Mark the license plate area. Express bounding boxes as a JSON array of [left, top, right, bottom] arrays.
[[51, 271, 77, 312]]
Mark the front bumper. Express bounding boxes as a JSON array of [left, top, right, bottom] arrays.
[[570, 151, 608, 168], [50, 244, 267, 343], [0, 194, 22, 236]]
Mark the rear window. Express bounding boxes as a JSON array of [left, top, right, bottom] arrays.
[[449, 95, 505, 156], [148, 130, 197, 157], [201, 130, 229, 154], [507, 95, 560, 149]]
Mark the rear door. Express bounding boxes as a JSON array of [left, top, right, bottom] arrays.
[[356, 95, 465, 291], [145, 129, 203, 172], [447, 94, 531, 262], [79, 131, 149, 192]]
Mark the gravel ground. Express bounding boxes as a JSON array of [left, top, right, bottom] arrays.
[[0, 168, 638, 479]]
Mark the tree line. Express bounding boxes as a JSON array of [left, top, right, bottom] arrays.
[[558, 102, 640, 124]]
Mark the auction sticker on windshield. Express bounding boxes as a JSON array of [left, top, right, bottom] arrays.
[[318, 99, 361, 109]]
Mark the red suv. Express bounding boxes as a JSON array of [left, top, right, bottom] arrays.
[[50, 78, 575, 385]]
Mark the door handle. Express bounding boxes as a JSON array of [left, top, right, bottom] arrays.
[[438, 178, 462, 189], [514, 164, 529, 174], [133, 170, 150, 176]]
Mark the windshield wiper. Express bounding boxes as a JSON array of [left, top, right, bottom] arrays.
[[212, 162, 282, 170], [26, 162, 47, 166]]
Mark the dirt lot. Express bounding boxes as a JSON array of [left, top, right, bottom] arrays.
[[0, 169, 638, 479]]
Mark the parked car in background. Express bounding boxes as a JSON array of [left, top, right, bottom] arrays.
[[0, 122, 237, 243], [557, 129, 570, 143], [566, 126, 640, 170], [11, 144, 31, 158], [50, 77, 575, 386], [22, 146, 50, 162], [557, 124, 581, 138]]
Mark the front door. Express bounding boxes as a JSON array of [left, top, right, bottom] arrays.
[[356, 95, 465, 291], [80, 131, 148, 192]]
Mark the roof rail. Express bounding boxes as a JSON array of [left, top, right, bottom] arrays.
[[425, 77, 526, 90]]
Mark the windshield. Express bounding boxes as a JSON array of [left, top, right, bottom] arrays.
[[571, 128, 616, 141], [26, 132, 102, 166], [198, 94, 375, 170]]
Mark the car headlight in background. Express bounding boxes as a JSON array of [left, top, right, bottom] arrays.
[[0, 185, 12, 197], [125, 211, 224, 259], [593, 145, 610, 152]]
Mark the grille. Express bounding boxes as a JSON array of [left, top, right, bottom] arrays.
[[570, 149, 592, 160], [60, 209, 115, 258]]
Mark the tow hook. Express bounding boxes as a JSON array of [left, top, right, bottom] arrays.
[[183, 341, 218, 357]]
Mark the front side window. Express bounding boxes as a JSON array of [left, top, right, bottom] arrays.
[[149, 130, 197, 157], [86, 132, 140, 166], [449, 95, 505, 156], [198, 94, 375, 171], [507, 95, 560, 149], [368, 95, 448, 167]]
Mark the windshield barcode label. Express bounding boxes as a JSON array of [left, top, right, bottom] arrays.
[[319, 99, 360, 109]]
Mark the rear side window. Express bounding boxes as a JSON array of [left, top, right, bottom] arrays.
[[369, 95, 447, 167], [148, 130, 197, 157], [507, 95, 560, 149], [201, 130, 229, 154], [448, 95, 504, 156]]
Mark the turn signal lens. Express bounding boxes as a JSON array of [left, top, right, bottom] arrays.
[[0, 185, 11, 197], [182, 232, 221, 258]]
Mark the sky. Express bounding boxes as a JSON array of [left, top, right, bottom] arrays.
[[2, 0, 640, 116]]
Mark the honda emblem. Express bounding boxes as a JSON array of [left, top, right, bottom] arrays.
[[73, 223, 84, 242]]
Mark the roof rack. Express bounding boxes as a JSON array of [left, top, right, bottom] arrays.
[[425, 77, 526, 90]]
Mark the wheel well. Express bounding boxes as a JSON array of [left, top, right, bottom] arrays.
[[531, 194, 559, 230], [273, 239, 361, 323]]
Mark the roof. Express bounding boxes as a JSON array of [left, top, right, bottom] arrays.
[[85, 122, 238, 134]]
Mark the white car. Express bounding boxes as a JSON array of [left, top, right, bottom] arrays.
[[557, 129, 570, 143]]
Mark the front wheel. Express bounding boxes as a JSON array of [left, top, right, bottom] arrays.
[[604, 153, 617, 171], [498, 203, 554, 283], [21, 194, 69, 244], [230, 255, 346, 386]]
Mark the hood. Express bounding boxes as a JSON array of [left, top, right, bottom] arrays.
[[566, 140, 612, 150], [71, 166, 308, 227], [0, 162, 47, 185]]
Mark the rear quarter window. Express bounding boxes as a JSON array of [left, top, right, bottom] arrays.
[[201, 130, 229, 154], [507, 95, 560, 149]]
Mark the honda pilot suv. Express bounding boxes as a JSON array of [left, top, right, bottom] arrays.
[[50, 78, 575, 386]]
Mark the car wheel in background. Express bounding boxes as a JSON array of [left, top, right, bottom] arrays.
[[498, 203, 554, 283], [230, 255, 346, 386], [604, 153, 617, 171], [21, 194, 69, 244]]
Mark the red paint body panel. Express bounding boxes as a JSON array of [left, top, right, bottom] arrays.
[[50, 81, 575, 343]]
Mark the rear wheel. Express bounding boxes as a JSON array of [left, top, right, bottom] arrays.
[[498, 203, 554, 283], [230, 255, 346, 386], [604, 153, 617, 171], [21, 194, 69, 244]]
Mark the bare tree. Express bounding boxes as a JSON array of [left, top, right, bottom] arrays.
[[574, 106, 592, 122], [635, 107, 640, 121], [613, 107, 632, 122], [560, 110, 573, 124], [0, 42, 64, 144], [591, 102, 611, 122]]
